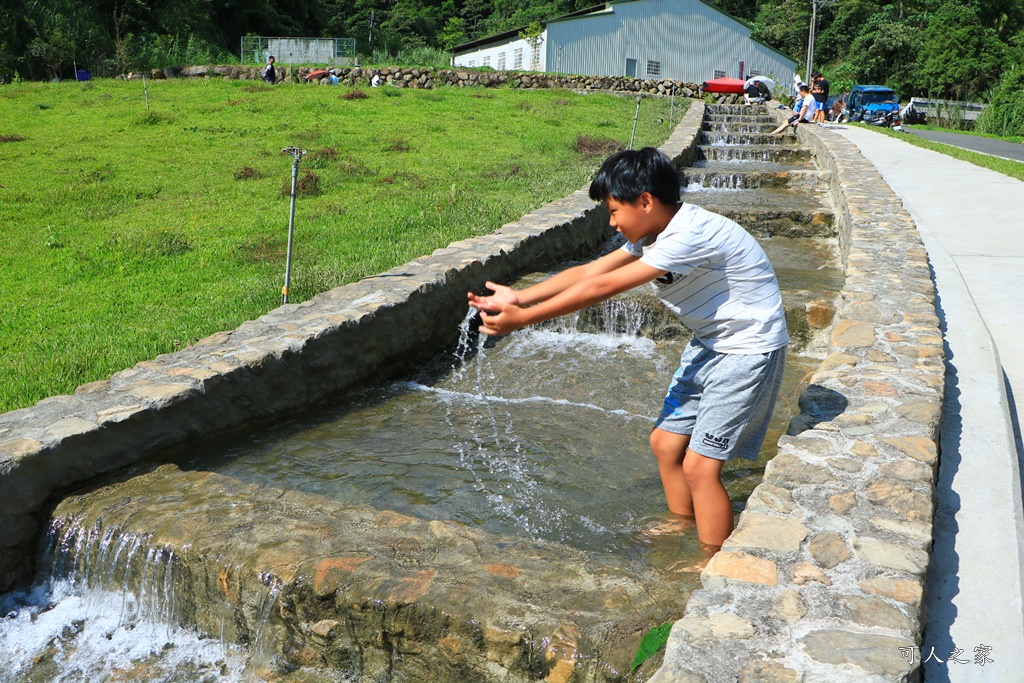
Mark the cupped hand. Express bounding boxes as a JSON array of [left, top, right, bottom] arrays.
[[467, 281, 520, 312], [478, 306, 526, 336]]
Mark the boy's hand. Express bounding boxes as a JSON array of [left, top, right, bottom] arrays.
[[468, 282, 527, 336], [467, 281, 519, 312], [477, 305, 527, 336]]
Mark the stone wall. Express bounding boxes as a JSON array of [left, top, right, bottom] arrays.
[[0, 104, 705, 594], [139, 63, 704, 97], [650, 113, 941, 682]]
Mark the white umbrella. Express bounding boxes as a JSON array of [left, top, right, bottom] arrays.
[[748, 75, 776, 90]]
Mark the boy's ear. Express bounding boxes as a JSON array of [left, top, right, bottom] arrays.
[[638, 191, 656, 212]]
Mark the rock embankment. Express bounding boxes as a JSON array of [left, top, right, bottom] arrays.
[[134, 63, 706, 98]]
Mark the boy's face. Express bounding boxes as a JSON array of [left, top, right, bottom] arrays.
[[606, 194, 660, 243]]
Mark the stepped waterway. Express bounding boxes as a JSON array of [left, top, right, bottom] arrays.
[[0, 104, 844, 682]]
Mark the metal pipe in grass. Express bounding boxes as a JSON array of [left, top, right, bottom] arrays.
[[629, 96, 642, 150], [281, 146, 306, 305]]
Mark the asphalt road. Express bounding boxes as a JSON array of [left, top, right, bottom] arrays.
[[902, 126, 1024, 162]]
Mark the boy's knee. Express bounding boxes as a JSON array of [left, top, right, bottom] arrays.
[[650, 429, 688, 461], [682, 452, 725, 488]]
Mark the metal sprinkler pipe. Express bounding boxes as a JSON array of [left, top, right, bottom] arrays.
[[281, 146, 306, 305], [629, 96, 642, 150]]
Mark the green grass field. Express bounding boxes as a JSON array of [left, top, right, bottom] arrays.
[[0, 78, 683, 413]]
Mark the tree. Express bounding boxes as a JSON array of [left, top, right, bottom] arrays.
[[918, 2, 1007, 99], [439, 16, 466, 50]]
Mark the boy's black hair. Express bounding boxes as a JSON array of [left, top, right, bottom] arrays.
[[588, 147, 680, 205]]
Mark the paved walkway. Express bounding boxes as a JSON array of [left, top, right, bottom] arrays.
[[827, 123, 1024, 682], [903, 126, 1024, 163]]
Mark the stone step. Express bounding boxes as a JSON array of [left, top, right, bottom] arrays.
[[702, 121, 779, 134], [683, 167, 831, 192], [703, 114, 778, 126], [706, 104, 766, 116], [682, 188, 836, 239], [701, 131, 800, 146], [49, 464, 688, 683], [698, 145, 813, 163]]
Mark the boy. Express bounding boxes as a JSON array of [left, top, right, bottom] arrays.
[[770, 84, 815, 135], [468, 148, 789, 563]]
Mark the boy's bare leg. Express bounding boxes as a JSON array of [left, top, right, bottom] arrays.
[[649, 428, 694, 516], [682, 451, 732, 548]]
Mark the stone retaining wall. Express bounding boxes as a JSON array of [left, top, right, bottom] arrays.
[[650, 112, 940, 682], [138, 64, 705, 98], [0, 104, 705, 594]]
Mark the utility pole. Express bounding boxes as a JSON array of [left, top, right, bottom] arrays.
[[805, 0, 835, 81]]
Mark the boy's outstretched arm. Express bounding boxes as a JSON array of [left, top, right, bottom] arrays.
[[468, 248, 638, 314], [469, 259, 666, 336]]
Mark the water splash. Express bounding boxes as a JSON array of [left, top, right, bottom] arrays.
[[436, 309, 620, 542], [0, 518, 275, 682]]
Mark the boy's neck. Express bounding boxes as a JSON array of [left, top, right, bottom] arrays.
[[648, 202, 682, 238]]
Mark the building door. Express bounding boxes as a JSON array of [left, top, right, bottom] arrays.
[[625, 58, 637, 78]]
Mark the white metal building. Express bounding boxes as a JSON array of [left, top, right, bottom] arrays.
[[452, 0, 796, 87]]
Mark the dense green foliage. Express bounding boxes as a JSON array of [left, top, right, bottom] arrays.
[[3, 0, 1023, 119], [0, 78, 680, 412]]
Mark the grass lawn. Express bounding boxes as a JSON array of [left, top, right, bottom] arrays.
[[0, 78, 683, 413]]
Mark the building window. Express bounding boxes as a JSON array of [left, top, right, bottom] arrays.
[[713, 69, 727, 79], [646, 60, 661, 77], [497, 53, 506, 70], [513, 47, 523, 70], [468, 60, 476, 67], [483, 56, 490, 67]]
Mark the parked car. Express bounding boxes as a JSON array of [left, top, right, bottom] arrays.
[[841, 85, 901, 127]]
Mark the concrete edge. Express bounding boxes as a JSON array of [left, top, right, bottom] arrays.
[[0, 104, 707, 593], [904, 205, 1024, 679]]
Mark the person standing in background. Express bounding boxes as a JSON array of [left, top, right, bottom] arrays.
[[263, 56, 277, 85], [811, 71, 830, 124]]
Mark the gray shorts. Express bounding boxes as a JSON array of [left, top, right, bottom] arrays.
[[654, 339, 787, 461]]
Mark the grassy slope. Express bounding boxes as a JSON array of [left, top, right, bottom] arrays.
[[0, 79, 682, 412]]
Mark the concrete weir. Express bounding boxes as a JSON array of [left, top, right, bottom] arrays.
[[0, 103, 941, 681]]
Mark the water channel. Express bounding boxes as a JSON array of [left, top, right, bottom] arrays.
[[0, 105, 843, 682]]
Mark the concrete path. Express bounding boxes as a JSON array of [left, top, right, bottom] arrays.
[[902, 126, 1024, 163], [828, 123, 1024, 682]]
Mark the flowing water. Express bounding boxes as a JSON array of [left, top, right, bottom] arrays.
[[0, 104, 844, 682]]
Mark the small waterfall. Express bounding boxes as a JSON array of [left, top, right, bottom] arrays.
[[0, 515, 283, 682]]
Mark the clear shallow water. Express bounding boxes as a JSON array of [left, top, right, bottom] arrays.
[[162, 282, 827, 564]]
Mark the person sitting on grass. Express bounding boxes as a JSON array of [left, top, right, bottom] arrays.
[[467, 148, 789, 569], [770, 84, 815, 135]]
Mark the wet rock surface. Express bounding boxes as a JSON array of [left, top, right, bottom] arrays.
[[50, 464, 692, 682]]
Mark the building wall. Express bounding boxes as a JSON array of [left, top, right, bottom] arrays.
[[454, 0, 795, 86], [452, 34, 547, 72]]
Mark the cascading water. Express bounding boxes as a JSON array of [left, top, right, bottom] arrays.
[[0, 103, 844, 682]]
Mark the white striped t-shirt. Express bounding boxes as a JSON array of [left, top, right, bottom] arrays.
[[621, 203, 789, 353]]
